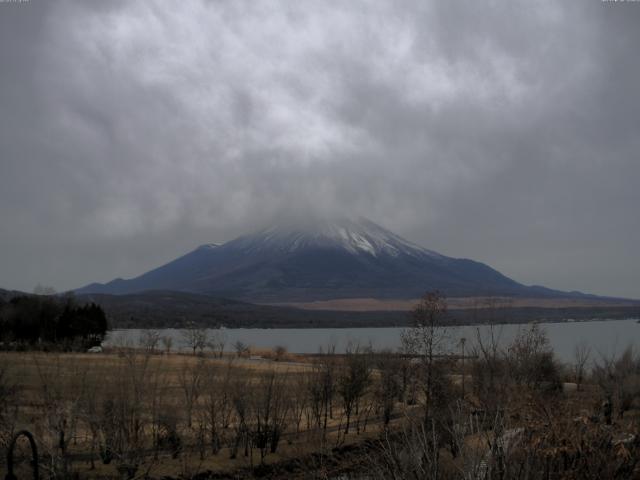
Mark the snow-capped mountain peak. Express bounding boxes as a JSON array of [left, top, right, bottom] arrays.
[[228, 216, 442, 258]]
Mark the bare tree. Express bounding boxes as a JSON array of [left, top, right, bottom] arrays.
[[181, 325, 209, 355], [139, 329, 161, 353], [507, 323, 559, 390], [459, 337, 467, 398], [33, 354, 90, 478], [401, 291, 449, 422], [77, 364, 104, 470], [594, 346, 640, 420], [102, 351, 153, 472], [573, 341, 591, 391], [146, 357, 171, 462], [178, 358, 206, 428], [273, 345, 287, 361], [234, 340, 250, 358], [374, 350, 402, 427], [229, 374, 250, 459], [471, 313, 507, 414], [307, 367, 324, 430], [161, 335, 173, 354], [306, 353, 337, 445], [250, 369, 290, 461], [289, 372, 309, 436], [337, 344, 371, 435], [202, 359, 234, 454], [208, 328, 227, 358]]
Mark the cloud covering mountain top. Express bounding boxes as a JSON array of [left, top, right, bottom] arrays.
[[1, 1, 639, 297]]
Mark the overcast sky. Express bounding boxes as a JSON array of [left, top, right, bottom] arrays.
[[1, 1, 639, 298]]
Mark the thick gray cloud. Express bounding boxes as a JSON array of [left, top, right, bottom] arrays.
[[1, 0, 639, 298]]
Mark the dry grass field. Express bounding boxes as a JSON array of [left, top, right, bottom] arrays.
[[0, 349, 412, 479], [1, 317, 639, 480]]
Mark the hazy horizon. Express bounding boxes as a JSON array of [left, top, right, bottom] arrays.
[[1, 1, 640, 298]]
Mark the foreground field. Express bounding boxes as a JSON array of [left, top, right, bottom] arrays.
[[1, 318, 640, 479], [0, 349, 413, 479]]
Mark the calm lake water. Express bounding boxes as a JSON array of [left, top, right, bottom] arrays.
[[105, 318, 640, 363]]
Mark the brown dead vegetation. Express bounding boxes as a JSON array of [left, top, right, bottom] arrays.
[[1, 295, 639, 479]]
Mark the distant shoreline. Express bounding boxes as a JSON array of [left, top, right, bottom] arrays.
[[3, 287, 639, 329], [107, 305, 640, 329], [266, 295, 640, 312]]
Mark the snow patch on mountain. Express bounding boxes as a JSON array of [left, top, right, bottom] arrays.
[[197, 243, 220, 250]]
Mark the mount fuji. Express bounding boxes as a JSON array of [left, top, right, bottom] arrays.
[[76, 217, 578, 302]]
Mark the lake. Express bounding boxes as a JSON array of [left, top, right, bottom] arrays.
[[105, 318, 640, 363]]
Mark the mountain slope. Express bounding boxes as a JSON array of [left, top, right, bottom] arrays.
[[76, 217, 581, 301]]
